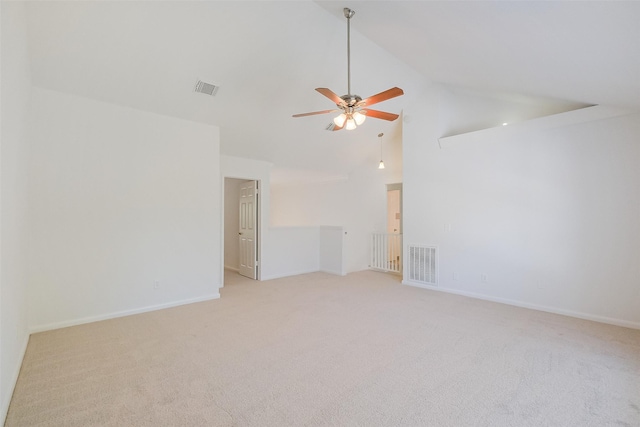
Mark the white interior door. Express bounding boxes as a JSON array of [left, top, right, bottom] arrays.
[[238, 180, 258, 279]]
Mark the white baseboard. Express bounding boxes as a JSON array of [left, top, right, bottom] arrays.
[[261, 269, 320, 281], [368, 267, 402, 276], [402, 280, 640, 330], [320, 269, 346, 276], [29, 293, 221, 334], [1, 333, 29, 424], [224, 265, 239, 272]]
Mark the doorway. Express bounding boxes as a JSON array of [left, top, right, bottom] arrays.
[[387, 183, 402, 234], [223, 178, 260, 283], [387, 183, 402, 272]]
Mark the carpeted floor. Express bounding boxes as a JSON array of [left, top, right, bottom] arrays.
[[6, 270, 640, 426]]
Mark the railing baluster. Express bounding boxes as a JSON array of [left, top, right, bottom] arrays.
[[370, 233, 402, 273]]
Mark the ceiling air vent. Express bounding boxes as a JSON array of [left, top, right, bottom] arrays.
[[194, 80, 219, 96]]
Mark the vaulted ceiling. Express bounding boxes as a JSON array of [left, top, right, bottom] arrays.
[[23, 1, 640, 180]]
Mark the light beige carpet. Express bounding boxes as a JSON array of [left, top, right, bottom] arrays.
[[6, 270, 640, 426]]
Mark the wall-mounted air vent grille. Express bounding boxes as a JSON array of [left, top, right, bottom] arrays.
[[408, 245, 437, 285], [195, 80, 219, 96]]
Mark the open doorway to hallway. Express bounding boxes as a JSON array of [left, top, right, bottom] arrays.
[[223, 178, 260, 284], [387, 183, 402, 235], [386, 183, 403, 273]]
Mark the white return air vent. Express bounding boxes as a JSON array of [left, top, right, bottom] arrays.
[[194, 80, 219, 96], [407, 245, 438, 286]]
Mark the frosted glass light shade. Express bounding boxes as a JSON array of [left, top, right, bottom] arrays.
[[353, 111, 366, 125], [345, 118, 357, 130], [378, 160, 385, 169], [333, 113, 347, 127]]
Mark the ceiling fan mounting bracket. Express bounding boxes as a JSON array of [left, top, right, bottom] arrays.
[[344, 8, 355, 19]]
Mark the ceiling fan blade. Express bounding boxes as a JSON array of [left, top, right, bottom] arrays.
[[292, 109, 338, 118], [362, 109, 400, 121], [316, 88, 346, 106], [359, 87, 404, 107]]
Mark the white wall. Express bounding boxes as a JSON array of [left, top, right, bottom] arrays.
[[258, 225, 346, 280], [221, 156, 351, 281], [1, 2, 32, 419], [270, 130, 402, 274], [223, 178, 242, 271], [27, 88, 221, 332], [221, 156, 337, 281], [403, 84, 640, 328], [319, 226, 345, 276], [261, 227, 320, 280]]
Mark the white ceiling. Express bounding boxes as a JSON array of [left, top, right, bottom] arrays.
[[317, 1, 640, 109], [22, 1, 640, 180]]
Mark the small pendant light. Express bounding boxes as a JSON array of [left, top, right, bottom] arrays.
[[378, 132, 385, 169]]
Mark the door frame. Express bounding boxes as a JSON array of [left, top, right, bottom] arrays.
[[386, 183, 403, 234], [221, 176, 262, 286]]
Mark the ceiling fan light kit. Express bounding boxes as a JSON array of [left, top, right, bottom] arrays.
[[293, 7, 404, 131]]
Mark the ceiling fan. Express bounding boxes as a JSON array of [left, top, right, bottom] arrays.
[[292, 7, 404, 131]]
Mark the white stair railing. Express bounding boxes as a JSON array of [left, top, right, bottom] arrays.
[[370, 233, 403, 274]]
